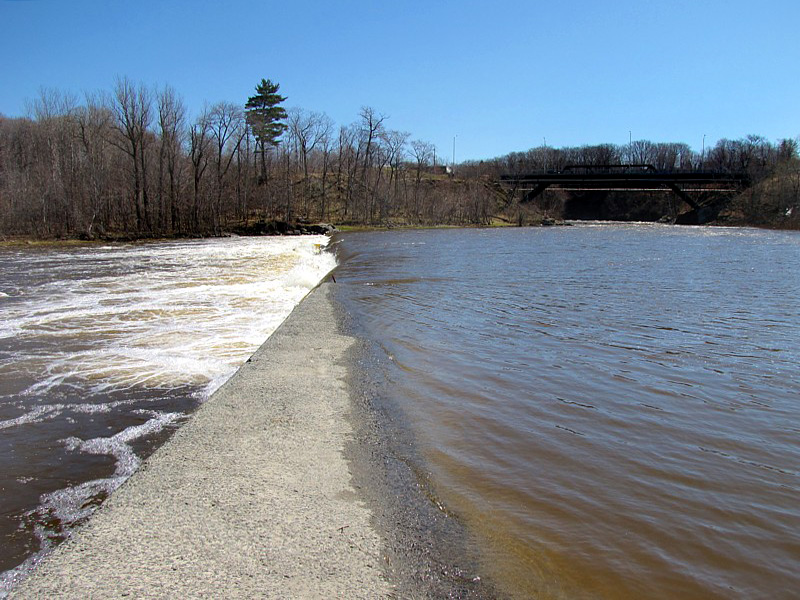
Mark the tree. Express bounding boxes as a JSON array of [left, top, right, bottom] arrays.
[[75, 92, 113, 235], [156, 86, 187, 233], [189, 108, 211, 230], [382, 129, 409, 222], [411, 140, 434, 222], [288, 108, 332, 216], [208, 102, 246, 233], [111, 78, 153, 232], [245, 79, 287, 181], [777, 138, 799, 163], [357, 106, 386, 222]]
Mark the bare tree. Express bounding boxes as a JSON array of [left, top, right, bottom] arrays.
[[208, 102, 246, 233], [411, 139, 434, 223], [26, 87, 78, 121], [156, 86, 187, 233], [357, 107, 386, 222], [111, 78, 153, 232], [74, 92, 113, 235], [337, 124, 359, 220], [316, 115, 335, 221], [26, 88, 81, 235], [189, 108, 211, 231], [382, 129, 409, 222]]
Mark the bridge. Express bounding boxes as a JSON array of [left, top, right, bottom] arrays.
[[499, 164, 750, 211]]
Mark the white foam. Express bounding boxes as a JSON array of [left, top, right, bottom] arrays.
[[3, 236, 337, 400], [0, 411, 183, 598], [0, 405, 61, 430], [0, 236, 337, 593], [36, 413, 182, 545]]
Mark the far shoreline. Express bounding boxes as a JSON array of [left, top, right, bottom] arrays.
[[3, 214, 799, 249]]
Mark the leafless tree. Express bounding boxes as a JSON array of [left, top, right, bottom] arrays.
[[189, 108, 211, 231], [208, 102, 246, 233], [111, 78, 153, 232], [288, 108, 333, 217], [411, 139, 435, 223], [357, 107, 386, 222], [156, 86, 187, 233], [74, 92, 113, 235], [382, 129, 409, 222]]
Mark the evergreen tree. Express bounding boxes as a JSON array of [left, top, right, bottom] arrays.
[[245, 78, 287, 158]]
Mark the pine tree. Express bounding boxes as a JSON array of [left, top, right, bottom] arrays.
[[245, 79, 287, 183]]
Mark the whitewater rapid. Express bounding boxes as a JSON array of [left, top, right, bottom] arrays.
[[0, 235, 337, 593]]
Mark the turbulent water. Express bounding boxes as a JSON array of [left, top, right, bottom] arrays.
[[334, 224, 800, 599], [0, 236, 335, 593]]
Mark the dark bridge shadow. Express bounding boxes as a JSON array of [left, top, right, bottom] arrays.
[[500, 165, 750, 221]]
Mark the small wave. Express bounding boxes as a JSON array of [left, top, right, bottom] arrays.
[[1, 411, 183, 597], [0, 398, 162, 431], [0, 405, 61, 430]]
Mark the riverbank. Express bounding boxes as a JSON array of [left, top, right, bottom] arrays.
[[10, 283, 389, 598], [0, 221, 338, 247]]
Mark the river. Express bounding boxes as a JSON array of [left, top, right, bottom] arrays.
[[333, 223, 800, 599], [1, 225, 798, 598], [0, 236, 335, 593]]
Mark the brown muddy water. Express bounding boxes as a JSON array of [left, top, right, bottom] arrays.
[[333, 224, 800, 599]]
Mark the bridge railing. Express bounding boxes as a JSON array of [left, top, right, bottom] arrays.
[[562, 164, 658, 173], [500, 166, 750, 182]]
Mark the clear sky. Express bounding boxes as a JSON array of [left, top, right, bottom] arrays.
[[2, 0, 798, 161]]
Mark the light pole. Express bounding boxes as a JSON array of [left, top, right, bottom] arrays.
[[629, 131, 632, 163], [543, 137, 547, 171], [702, 134, 706, 169]]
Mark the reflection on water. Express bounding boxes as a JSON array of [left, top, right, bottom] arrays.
[[334, 224, 800, 599], [0, 236, 335, 592]]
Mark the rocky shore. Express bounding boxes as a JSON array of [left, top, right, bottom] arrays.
[[228, 220, 338, 237]]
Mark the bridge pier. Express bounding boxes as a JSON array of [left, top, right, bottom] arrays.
[[523, 183, 551, 203], [664, 183, 700, 210]]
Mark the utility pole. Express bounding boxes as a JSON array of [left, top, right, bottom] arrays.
[[702, 134, 706, 169], [452, 135, 456, 175], [543, 137, 547, 171], [629, 131, 632, 163]]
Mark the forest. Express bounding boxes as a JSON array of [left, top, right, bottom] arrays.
[[1, 78, 798, 239]]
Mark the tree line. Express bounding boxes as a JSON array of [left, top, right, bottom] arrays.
[[459, 135, 798, 179], [0, 78, 495, 239], [459, 136, 800, 227], [1, 77, 798, 238]]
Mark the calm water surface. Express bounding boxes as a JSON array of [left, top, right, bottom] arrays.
[[334, 224, 800, 599]]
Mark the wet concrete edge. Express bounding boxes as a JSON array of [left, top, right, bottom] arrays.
[[331, 274, 503, 599]]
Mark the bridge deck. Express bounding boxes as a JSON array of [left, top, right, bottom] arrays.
[[500, 168, 750, 210], [500, 171, 748, 187]]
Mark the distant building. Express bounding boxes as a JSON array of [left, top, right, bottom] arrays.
[[425, 165, 450, 175]]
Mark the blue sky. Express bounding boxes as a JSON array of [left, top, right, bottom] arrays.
[[2, 0, 798, 161]]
